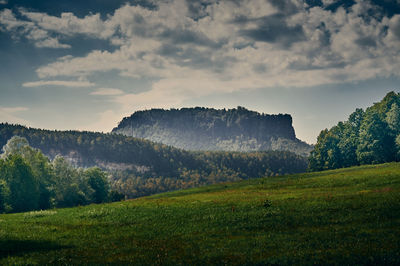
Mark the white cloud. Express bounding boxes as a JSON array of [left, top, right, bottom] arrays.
[[2, 0, 400, 110], [90, 88, 124, 96], [0, 106, 29, 125], [0, 8, 70, 48], [35, 37, 71, 49], [22, 80, 95, 87], [19, 9, 113, 38], [0, 0, 7, 5]]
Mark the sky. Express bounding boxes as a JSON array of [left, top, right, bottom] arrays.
[[1, 0, 400, 144]]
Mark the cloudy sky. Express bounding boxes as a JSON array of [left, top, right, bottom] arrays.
[[1, 0, 400, 143]]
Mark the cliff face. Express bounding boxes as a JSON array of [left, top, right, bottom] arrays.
[[112, 107, 312, 156]]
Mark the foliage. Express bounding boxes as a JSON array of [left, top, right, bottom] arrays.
[[85, 167, 110, 204], [2, 155, 40, 212], [0, 162, 399, 264], [109, 150, 307, 198], [0, 123, 308, 198], [0, 179, 10, 213], [112, 106, 312, 156], [0, 137, 116, 213], [309, 91, 400, 171]]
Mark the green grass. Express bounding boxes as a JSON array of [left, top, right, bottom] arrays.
[[1, 163, 400, 265]]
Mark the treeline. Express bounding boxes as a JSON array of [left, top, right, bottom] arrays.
[[112, 106, 312, 156], [309, 91, 400, 171], [0, 123, 307, 198], [110, 150, 307, 198], [0, 136, 122, 213]]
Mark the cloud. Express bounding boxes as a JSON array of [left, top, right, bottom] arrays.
[[0, 107, 29, 112], [0, 0, 7, 5], [0, 8, 70, 48], [22, 80, 95, 87], [90, 88, 124, 96], [2, 0, 400, 110], [18, 9, 112, 38], [388, 14, 400, 39], [0, 106, 29, 125], [239, 13, 306, 47]]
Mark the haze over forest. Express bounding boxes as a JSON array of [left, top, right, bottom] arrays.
[[1, 0, 400, 143]]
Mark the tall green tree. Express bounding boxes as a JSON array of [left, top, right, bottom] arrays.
[[356, 110, 395, 164], [5, 155, 40, 212], [52, 156, 87, 207], [85, 167, 110, 203], [386, 103, 400, 132], [308, 128, 341, 171], [1, 136, 55, 209]]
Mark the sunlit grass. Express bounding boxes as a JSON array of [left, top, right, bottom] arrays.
[[1, 162, 400, 264]]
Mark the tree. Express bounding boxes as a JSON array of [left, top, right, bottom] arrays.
[[1, 136, 54, 209], [52, 156, 86, 207], [336, 109, 365, 168], [386, 103, 400, 158], [308, 128, 341, 171], [5, 155, 40, 212], [386, 103, 400, 132], [1, 136, 30, 159], [356, 110, 395, 164], [85, 167, 110, 203]]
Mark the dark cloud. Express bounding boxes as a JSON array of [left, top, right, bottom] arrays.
[[158, 44, 236, 72], [288, 60, 346, 71], [355, 36, 377, 47], [159, 28, 224, 48], [268, 0, 299, 15], [316, 22, 331, 47], [252, 63, 267, 73], [185, 0, 214, 20], [322, 0, 356, 12], [240, 14, 305, 47], [158, 43, 183, 57]]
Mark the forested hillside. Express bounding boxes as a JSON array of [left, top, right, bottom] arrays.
[[309, 91, 400, 171], [112, 107, 312, 156], [0, 123, 307, 198]]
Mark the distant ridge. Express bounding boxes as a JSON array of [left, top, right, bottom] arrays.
[[112, 106, 312, 156]]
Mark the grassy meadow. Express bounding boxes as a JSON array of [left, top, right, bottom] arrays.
[[1, 163, 400, 265]]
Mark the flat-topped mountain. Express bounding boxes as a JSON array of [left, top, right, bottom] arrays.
[[112, 106, 312, 156]]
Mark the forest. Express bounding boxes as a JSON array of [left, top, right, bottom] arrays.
[[113, 106, 312, 156], [0, 136, 122, 213], [309, 91, 400, 171], [0, 123, 307, 202]]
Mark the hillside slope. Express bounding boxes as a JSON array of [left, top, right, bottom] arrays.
[[1, 163, 399, 264], [112, 107, 312, 156]]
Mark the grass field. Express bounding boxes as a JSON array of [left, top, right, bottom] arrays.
[[1, 163, 400, 265]]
